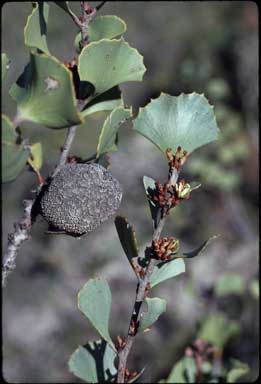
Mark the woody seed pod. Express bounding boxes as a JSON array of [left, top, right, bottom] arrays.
[[40, 163, 122, 236]]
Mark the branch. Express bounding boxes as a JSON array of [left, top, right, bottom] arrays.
[[117, 168, 179, 383], [2, 200, 33, 288], [51, 125, 78, 178], [81, 2, 97, 46]]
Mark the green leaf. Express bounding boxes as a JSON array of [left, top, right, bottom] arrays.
[[166, 358, 186, 383], [184, 357, 197, 383], [68, 340, 117, 383], [227, 359, 249, 383], [97, 106, 131, 157], [114, 216, 139, 272], [78, 278, 114, 348], [176, 236, 219, 259], [81, 86, 123, 118], [150, 258, 185, 288], [214, 274, 245, 297], [166, 357, 197, 383], [143, 175, 160, 228], [133, 92, 220, 155], [2, 114, 29, 183], [2, 53, 10, 81], [78, 38, 146, 96], [198, 314, 239, 350], [82, 98, 123, 118], [9, 52, 83, 128], [75, 15, 126, 52], [89, 15, 126, 42], [139, 297, 167, 332], [143, 175, 156, 193], [24, 2, 50, 54], [28, 142, 43, 173]]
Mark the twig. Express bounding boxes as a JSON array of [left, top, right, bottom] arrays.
[[117, 169, 179, 383], [2, 200, 33, 288], [80, 2, 96, 46], [51, 126, 78, 178]]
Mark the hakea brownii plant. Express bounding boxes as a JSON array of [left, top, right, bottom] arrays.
[[2, 2, 221, 383]]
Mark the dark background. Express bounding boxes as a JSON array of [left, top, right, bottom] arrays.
[[2, 1, 259, 382]]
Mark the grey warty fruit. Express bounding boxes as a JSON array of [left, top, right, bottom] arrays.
[[40, 163, 122, 236]]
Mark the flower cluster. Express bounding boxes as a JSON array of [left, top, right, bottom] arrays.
[[148, 147, 191, 214], [151, 237, 180, 261], [149, 178, 191, 213], [175, 179, 191, 199]]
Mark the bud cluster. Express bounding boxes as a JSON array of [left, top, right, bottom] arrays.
[[148, 147, 191, 214], [166, 146, 188, 172], [151, 237, 179, 261], [149, 178, 191, 213]]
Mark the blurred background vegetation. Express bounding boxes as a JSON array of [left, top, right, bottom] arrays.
[[2, 1, 259, 382]]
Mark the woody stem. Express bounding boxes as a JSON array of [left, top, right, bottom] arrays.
[[117, 169, 179, 383]]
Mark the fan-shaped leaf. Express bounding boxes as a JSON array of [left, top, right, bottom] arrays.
[[75, 15, 126, 52], [9, 52, 82, 128], [150, 258, 185, 288], [78, 39, 146, 96], [89, 15, 126, 41], [133, 93, 220, 155], [139, 297, 167, 332], [2, 114, 29, 183], [97, 106, 131, 156], [78, 278, 114, 348], [24, 2, 49, 54], [69, 340, 117, 383]]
